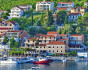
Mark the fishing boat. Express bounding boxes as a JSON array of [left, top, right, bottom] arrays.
[[0, 58, 16, 64], [33, 57, 49, 64]]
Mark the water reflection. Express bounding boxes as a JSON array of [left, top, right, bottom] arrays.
[[0, 61, 88, 70]]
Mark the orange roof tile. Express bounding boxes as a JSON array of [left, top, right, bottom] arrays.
[[59, 34, 67, 36], [47, 41, 65, 45], [27, 37, 39, 40], [69, 13, 81, 15], [41, 35, 56, 37], [47, 32, 57, 34], [57, 8, 67, 10], [38, 44, 46, 46]]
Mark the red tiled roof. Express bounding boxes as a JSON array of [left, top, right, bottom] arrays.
[[70, 34, 83, 36], [47, 41, 65, 45], [59, 34, 67, 36], [27, 37, 39, 40], [69, 13, 81, 15], [14, 7, 24, 10], [57, 8, 67, 10], [41, 35, 56, 37], [0, 28, 8, 30], [7, 30, 21, 32], [71, 7, 85, 9], [53, 14, 56, 17], [38, 44, 46, 46], [35, 33, 43, 36], [47, 32, 57, 35], [5, 21, 17, 25], [58, 2, 73, 4]]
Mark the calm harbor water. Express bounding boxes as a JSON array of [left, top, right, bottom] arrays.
[[0, 61, 88, 70]]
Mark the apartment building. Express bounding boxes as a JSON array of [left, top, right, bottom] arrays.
[[47, 32, 58, 37], [25, 37, 39, 49], [37, 41, 67, 54], [39, 35, 56, 44], [6, 30, 29, 45], [19, 5, 32, 11], [36, 0, 54, 11], [0, 21, 19, 30], [57, 8, 68, 12], [58, 34, 69, 44], [0, 28, 9, 34], [67, 34, 85, 52], [71, 7, 86, 16], [57, 2, 74, 11], [9, 7, 24, 19], [68, 13, 81, 22]]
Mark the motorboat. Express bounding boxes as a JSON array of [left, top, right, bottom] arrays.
[[0, 58, 16, 64], [16, 57, 30, 64], [61, 58, 66, 62], [46, 56, 52, 61], [33, 57, 49, 64]]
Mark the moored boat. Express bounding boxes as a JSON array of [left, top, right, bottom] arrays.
[[33, 58, 49, 64], [0, 58, 16, 64]]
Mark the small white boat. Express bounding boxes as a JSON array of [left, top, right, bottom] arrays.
[[0, 59, 16, 64], [29, 67, 40, 70], [62, 58, 66, 62]]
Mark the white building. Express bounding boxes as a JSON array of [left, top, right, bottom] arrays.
[[68, 13, 81, 22], [36, 0, 54, 11], [57, 2, 74, 11], [19, 5, 32, 11], [0, 21, 19, 31], [9, 7, 24, 19]]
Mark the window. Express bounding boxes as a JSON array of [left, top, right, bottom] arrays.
[[57, 50, 58, 52], [44, 47, 45, 48], [10, 24, 12, 26], [53, 46, 54, 48], [48, 46, 51, 48], [61, 46, 62, 48], [57, 46, 58, 48], [61, 50, 62, 52], [53, 50, 54, 52], [49, 50, 51, 52], [28, 40, 29, 42]]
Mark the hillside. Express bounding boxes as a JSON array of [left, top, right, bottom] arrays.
[[0, 0, 88, 10]]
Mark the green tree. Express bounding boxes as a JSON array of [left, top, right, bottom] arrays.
[[3, 36, 8, 44], [56, 10, 67, 26], [10, 37, 15, 48], [47, 10, 54, 26]]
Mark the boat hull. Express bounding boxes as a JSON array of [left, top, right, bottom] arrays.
[[33, 60, 49, 64]]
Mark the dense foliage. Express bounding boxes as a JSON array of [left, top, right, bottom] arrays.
[[0, 0, 88, 10]]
